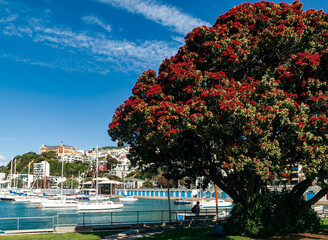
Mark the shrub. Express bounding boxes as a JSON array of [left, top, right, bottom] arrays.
[[224, 191, 320, 238]]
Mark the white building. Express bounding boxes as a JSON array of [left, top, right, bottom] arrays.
[[33, 161, 50, 180], [109, 155, 136, 178], [0, 173, 5, 180], [60, 152, 83, 163]]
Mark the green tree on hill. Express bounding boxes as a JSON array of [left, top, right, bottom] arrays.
[[108, 1, 327, 237]]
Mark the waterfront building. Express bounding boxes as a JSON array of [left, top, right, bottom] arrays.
[[81, 177, 122, 195], [123, 177, 145, 189]]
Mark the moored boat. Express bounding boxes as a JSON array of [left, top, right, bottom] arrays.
[[174, 198, 191, 205], [196, 199, 232, 208], [89, 195, 109, 201], [119, 196, 138, 202], [0, 195, 15, 201], [40, 198, 78, 209], [77, 201, 123, 211]]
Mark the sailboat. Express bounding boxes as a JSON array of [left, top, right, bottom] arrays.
[[40, 144, 77, 209], [1, 158, 17, 202], [77, 146, 123, 211]]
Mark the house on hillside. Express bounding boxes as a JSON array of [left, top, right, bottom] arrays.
[[40, 141, 78, 156], [40, 142, 83, 162]]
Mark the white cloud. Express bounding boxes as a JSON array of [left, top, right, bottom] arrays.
[[0, 155, 6, 161], [96, 0, 210, 35], [82, 15, 112, 33], [171, 35, 185, 44], [0, 1, 179, 74]]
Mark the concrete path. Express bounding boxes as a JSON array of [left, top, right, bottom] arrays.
[[102, 224, 189, 239]]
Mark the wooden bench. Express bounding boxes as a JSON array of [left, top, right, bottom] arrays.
[[177, 213, 216, 225]]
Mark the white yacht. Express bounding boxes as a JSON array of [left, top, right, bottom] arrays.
[[77, 146, 124, 211], [89, 195, 109, 201], [77, 201, 123, 211], [196, 199, 233, 208], [40, 198, 78, 209], [118, 196, 138, 202]]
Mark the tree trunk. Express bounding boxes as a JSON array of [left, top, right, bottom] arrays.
[[291, 178, 313, 199], [301, 187, 328, 210]]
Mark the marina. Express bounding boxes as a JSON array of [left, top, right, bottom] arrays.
[[0, 197, 232, 232]]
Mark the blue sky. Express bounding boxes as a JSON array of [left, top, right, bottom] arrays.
[[0, 0, 327, 166]]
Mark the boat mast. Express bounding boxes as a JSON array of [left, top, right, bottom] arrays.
[[28, 162, 30, 191], [14, 158, 16, 189], [61, 144, 64, 196], [96, 145, 99, 196], [9, 157, 13, 190], [43, 161, 46, 194]]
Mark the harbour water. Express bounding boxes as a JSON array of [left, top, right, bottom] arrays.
[[0, 198, 229, 231]]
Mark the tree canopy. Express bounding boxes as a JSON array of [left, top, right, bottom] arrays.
[[108, 1, 327, 209]]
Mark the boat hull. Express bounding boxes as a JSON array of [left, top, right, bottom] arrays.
[[198, 200, 233, 208], [77, 201, 123, 210], [41, 199, 78, 208], [119, 197, 138, 202]]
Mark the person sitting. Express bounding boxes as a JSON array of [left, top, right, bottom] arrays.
[[194, 201, 200, 216]]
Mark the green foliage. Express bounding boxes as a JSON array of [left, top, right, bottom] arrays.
[[108, 2, 328, 236], [48, 161, 89, 178], [125, 171, 136, 178], [107, 175, 122, 181], [224, 191, 321, 238], [109, 0, 328, 204], [135, 170, 155, 180], [41, 151, 56, 159], [102, 146, 125, 150], [143, 180, 154, 188], [63, 177, 79, 188], [106, 155, 121, 169]]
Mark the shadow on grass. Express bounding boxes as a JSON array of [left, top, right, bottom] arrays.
[[140, 224, 328, 240], [0, 231, 121, 240], [140, 225, 252, 240]]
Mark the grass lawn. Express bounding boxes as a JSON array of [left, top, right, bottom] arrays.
[[321, 218, 328, 231], [0, 231, 120, 240], [0, 219, 327, 240], [141, 219, 328, 240], [140, 225, 252, 240]]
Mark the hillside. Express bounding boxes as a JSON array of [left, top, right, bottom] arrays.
[[1, 151, 90, 178]]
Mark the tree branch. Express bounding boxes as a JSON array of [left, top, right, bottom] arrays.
[[291, 178, 313, 199], [301, 187, 328, 210]]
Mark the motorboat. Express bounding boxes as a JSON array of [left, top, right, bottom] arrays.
[[13, 196, 30, 203], [40, 198, 78, 209], [0, 195, 15, 201], [89, 195, 109, 201], [77, 201, 123, 211], [174, 198, 191, 205], [196, 199, 233, 208], [29, 197, 43, 204], [75, 194, 90, 200], [119, 196, 138, 202]]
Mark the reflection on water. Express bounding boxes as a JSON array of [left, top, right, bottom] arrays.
[[1, 198, 227, 231]]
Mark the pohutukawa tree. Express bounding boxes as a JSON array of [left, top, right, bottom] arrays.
[[109, 1, 327, 236]]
